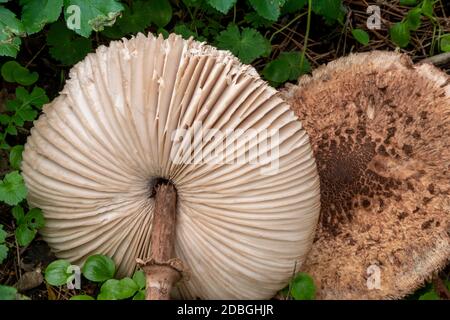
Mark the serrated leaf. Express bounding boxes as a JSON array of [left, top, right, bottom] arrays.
[[1, 60, 20, 82], [47, 21, 92, 65], [390, 22, 410, 48], [12, 205, 24, 224], [29, 87, 49, 108], [0, 285, 17, 300], [312, 0, 345, 24], [9, 145, 24, 171], [243, 12, 273, 28], [17, 106, 37, 122], [249, 0, 285, 21], [281, 0, 307, 14], [352, 28, 370, 45], [440, 34, 450, 52], [0, 244, 8, 263], [0, 6, 25, 58], [207, 0, 236, 14], [215, 24, 271, 64], [97, 278, 139, 300], [63, 0, 124, 37], [15, 224, 36, 246], [0, 171, 27, 206], [82, 254, 115, 282], [406, 8, 422, 31], [290, 272, 316, 300], [20, 0, 63, 34], [45, 259, 72, 286]]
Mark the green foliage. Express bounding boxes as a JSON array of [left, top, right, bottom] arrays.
[[82, 254, 116, 282], [440, 34, 450, 52], [390, 21, 411, 48], [262, 51, 310, 86], [45, 259, 72, 286], [12, 206, 45, 246], [249, 0, 286, 21], [9, 145, 24, 170], [1, 61, 38, 85], [70, 294, 95, 300], [0, 224, 8, 264], [215, 24, 270, 64], [46, 21, 92, 65], [352, 28, 370, 46], [20, 0, 64, 34], [0, 285, 17, 300], [0, 171, 27, 206], [97, 277, 139, 300], [0, 6, 25, 58], [289, 272, 316, 300], [312, 0, 345, 24], [207, 0, 237, 14]]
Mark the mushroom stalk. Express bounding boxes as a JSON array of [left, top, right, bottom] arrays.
[[137, 184, 183, 300]]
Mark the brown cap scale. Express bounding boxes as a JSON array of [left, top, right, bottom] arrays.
[[21, 33, 321, 299], [283, 51, 450, 299]]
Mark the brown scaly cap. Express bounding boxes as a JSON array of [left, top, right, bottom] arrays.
[[282, 51, 450, 299]]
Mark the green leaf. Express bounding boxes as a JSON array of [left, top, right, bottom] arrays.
[[132, 290, 145, 300], [352, 28, 370, 45], [0, 6, 25, 58], [47, 21, 92, 65], [262, 59, 290, 84], [421, 0, 434, 18], [63, 0, 124, 37], [173, 24, 197, 40], [0, 285, 17, 300], [440, 34, 450, 52], [17, 106, 37, 122], [249, 0, 285, 21], [390, 22, 411, 48], [11, 205, 24, 224], [406, 8, 422, 31], [97, 277, 139, 300], [25, 208, 45, 229], [419, 290, 440, 300], [0, 171, 27, 206], [207, 0, 237, 14], [15, 223, 36, 246], [312, 0, 345, 24], [290, 272, 316, 300], [110, 1, 152, 35], [243, 12, 273, 28], [29, 87, 49, 108], [281, 0, 307, 14], [45, 259, 72, 286], [12, 66, 38, 86], [9, 145, 24, 170], [1, 61, 20, 82], [146, 0, 172, 27], [132, 270, 146, 290], [82, 254, 116, 282], [0, 225, 6, 243], [215, 24, 271, 64], [400, 0, 418, 5], [20, 0, 64, 34], [0, 244, 8, 263], [0, 114, 10, 125], [70, 294, 95, 300]]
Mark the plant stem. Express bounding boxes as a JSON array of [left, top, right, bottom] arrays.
[[300, 0, 312, 71]]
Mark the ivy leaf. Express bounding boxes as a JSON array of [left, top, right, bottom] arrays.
[[440, 34, 450, 52], [215, 24, 271, 64], [9, 145, 24, 170], [390, 22, 410, 48], [406, 7, 422, 31], [47, 21, 92, 65], [45, 259, 72, 286], [0, 171, 27, 206], [207, 0, 237, 14], [97, 278, 139, 300], [63, 0, 124, 37], [0, 6, 25, 58], [249, 0, 285, 21], [82, 254, 116, 282], [312, 0, 345, 24], [290, 272, 316, 300], [20, 0, 64, 34], [352, 28, 370, 45]]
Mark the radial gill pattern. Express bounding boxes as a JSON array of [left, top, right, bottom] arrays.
[[21, 33, 320, 299]]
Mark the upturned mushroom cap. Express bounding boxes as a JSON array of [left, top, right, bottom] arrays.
[[21, 33, 320, 299], [283, 51, 450, 299]]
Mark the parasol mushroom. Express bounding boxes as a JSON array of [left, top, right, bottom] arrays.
[[283, 51, 450, 299], [21, 33, 321, 299]]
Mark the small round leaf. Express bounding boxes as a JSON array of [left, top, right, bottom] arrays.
[[290, 272, 316, 300], [82, 254, 116, 282], [45, 260, 72, 286], [352, 28, 370, 46]]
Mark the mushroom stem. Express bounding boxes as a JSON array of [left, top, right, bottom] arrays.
[[137, 184, 183, 300]]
